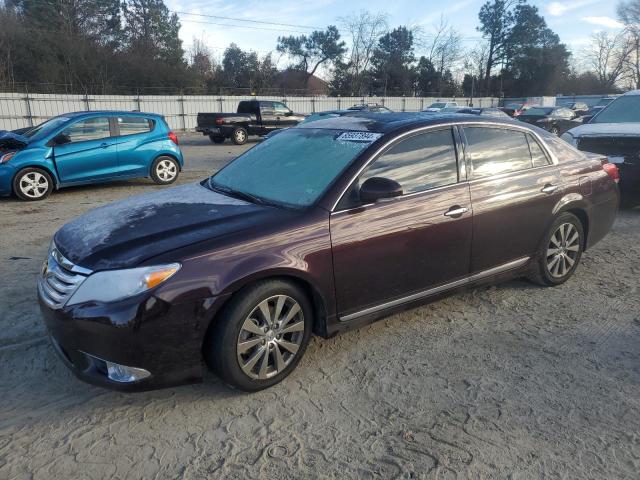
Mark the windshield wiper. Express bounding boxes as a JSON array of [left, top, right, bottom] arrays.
[[209, 181, 271, 206]]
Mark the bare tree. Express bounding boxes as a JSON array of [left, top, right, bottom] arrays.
[[338, 10, 388, 93], [584, 31, 630, 89], [463, 41, 490, 83], [618, 0, 640, 88]]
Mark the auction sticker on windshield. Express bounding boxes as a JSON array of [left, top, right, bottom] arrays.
[[336, 132, 383, 143]]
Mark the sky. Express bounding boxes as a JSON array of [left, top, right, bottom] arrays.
[[166, 0, 623, 75]]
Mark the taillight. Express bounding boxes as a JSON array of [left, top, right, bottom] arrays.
[[602, 162, 619, 183], [168, 131, 179, 145], [215, 118, 224, 126]]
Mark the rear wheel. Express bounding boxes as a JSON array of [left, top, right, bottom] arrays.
[[209, 135, 225, 144], [204, 279, 313, 391], [528, 212, 584, 286], [231, 127, 248, 145], [13, 167, 53, 201], [150, 156, 179, 185], [549, 125, 560, 135]]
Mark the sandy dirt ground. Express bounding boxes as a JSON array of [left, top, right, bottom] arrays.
[[1, 134, 639, 479]]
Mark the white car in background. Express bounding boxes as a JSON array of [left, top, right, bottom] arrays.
[[422, 101, 459, 112]]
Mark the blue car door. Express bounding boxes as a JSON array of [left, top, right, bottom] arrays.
[[53, 116, 118, 183], [113, 115, 155, 177]]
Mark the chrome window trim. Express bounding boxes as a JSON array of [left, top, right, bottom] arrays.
[[339, 256, 529, 322], [329, 120, 559, 212]]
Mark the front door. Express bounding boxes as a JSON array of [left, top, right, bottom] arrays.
[[461, 125, 563, 273], [330, 127, 472, 318], [53, 116, 117, 183]]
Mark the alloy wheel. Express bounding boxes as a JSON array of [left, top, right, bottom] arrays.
[[156, 159, 177, 182], [236, 295, 305, 380], [19, 172, 49, 199], [235, 130, 247, 143], [546, 222, 580, 278]]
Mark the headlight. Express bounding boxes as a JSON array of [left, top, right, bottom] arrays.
[[0, 151, 16, 164], [66, 263, 180, 306]]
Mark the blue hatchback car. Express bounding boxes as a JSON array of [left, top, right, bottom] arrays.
[[0, 111, 184, 201]]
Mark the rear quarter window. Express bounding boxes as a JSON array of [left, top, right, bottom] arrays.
[[545, 136, 586, 163]]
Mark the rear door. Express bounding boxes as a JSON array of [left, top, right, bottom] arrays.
[[52, 116, 117, 183], [113, 115, 155, 177], [461, 125, 562, 273], [330, 127, 472, 318]]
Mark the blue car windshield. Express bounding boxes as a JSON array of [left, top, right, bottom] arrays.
[[592, 95, 640, 123], [208, 128, 378, 208], [23, 116, 71, 142]]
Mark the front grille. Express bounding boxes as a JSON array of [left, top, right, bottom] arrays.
[[38, 246, 90, 309]]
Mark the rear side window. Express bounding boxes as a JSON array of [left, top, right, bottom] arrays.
[[117, 116, 152, 136], [527, 134, 551, 167], [546, 136, 586, 162], [361, 128, 459, 194], [464, 127, 532, 178], [62, 117, 111, 143]]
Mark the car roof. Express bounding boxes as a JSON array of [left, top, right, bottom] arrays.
[[57, 110, 162, 119], [623, 90, 640, 96], [296, 112, 518, 134]]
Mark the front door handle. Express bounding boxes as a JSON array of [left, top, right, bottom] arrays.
[[444, 206, 469, 218], [541, 184, 558, 194], [100, 142, 110, 149]]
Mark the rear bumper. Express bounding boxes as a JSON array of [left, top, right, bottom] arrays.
[[38, 291, 220, 391], [196, 126, 223, 136]]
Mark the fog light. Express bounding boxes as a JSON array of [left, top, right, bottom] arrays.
[[106, 361, 151, 383]]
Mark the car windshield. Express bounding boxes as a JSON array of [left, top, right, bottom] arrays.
[[429, 103, 446, 108], [207, 128, 377, 208], [22, 116, 71, 142], [524, 107, 553, 116], [506, 103, 523, 109], [592, 96, 640, 123]]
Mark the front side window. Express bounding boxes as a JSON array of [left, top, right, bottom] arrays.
[[208, 128, 375, 208], [273, 102, 290, 115], [464, 127, 533, 178], [62, 117, 111, 143], [118, 116, 152, 136], [360, 129, 459, 195]]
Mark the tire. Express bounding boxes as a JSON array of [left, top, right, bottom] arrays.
[[549, 125, 560, 135], [13, 167, 54, 201], [204, 279, 313, 392], [150, 156, 179, 185], [231, 127, 248, 145], [209, 135, 225, 144], [528, 212, 584, 286]]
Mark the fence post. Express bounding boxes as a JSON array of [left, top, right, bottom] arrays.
[[337, 97, 341, 109], [311, 97, 316, 113], [23, 91, 33, 127], [420, 98, 424, 111], [178, 91, 186, 131], [401, 97, 406, 112], [134, 90, 141, 112], [83, 93, 90, 111]]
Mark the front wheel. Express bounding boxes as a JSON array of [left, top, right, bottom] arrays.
[[204, 280, 313, 391], [528, 212, 584, 286], [549, 125, 560, 135], [13, 167, 54, 201], [231, 127, 248, 145], [150, 156, 179, 185]]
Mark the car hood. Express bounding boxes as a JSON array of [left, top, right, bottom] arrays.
[[566, 122, 640, 137], [54, 182, 287, 271], [0, 130, 28, 150]]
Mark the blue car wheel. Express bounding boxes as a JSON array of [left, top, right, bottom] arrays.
[[13, 167, 54, 201], [151, 156, 180, 185]]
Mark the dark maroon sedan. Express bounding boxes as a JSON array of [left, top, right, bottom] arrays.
[[38, 113, 620, 392]]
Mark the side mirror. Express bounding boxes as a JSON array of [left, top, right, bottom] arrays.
[[359, 177, 403, 204], [285, 110, 293, 116]]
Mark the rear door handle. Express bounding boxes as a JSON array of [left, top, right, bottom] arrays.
[[541, 184, 558, 194], [444, 206, 469, 218]]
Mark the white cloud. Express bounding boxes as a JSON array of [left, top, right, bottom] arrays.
[[581, 16, 624, 29], [547, 0, 601, 17]]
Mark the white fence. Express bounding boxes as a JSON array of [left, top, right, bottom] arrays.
[[0, 93, 500, 131]]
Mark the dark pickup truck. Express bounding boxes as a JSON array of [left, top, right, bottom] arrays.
[[196, 100, 305, 145]]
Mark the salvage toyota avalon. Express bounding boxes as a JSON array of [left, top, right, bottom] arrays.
[[38, 113, 619, 392]]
